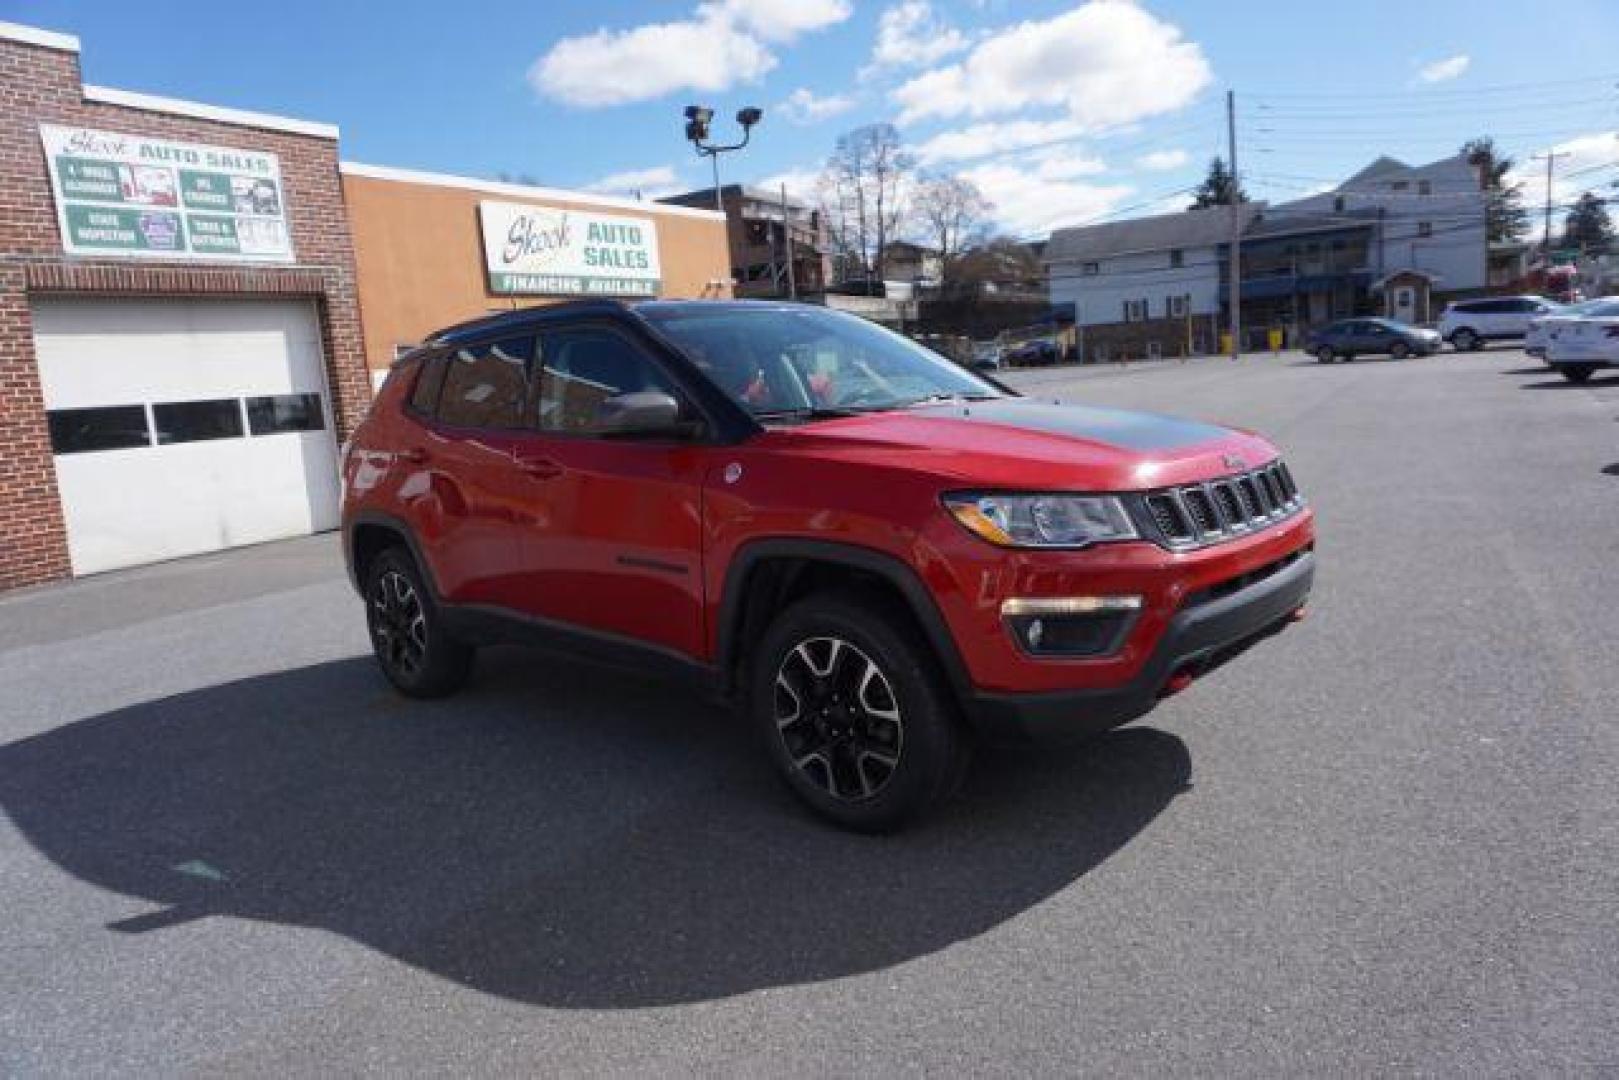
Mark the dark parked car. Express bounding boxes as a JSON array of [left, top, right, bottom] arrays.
[[1306, 318, 1442, 363], [1005, 339, 1059, 367]]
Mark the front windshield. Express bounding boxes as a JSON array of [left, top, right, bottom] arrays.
[[639, 304, 1004, 417]]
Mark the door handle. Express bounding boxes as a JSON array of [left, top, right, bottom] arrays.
[[400, 446, 430, 465], [515, 456, 561, 480]]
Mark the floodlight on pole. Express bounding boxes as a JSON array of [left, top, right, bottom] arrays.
[[682, 104, 763, 214]]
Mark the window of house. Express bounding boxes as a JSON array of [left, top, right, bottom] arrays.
[[1169, 248, 1184, 268], [1082, 261, 1100, 276], [1123, 299, 1148, 322], [1167, 294, 1190, 318], [1391, 180, 1409, 191], [1418, 180, 1431, 195], [1417, 221, 1433, 238], [1333, 195, 1345, 213], [534, 326, 683, 435], [436, 336, 534, 429], [47, 405, 151, 454]]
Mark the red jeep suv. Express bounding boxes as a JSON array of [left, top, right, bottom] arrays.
[[343, 301, 1315, 830]]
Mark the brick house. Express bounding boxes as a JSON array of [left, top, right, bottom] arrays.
[[0, 21, 370, 589]]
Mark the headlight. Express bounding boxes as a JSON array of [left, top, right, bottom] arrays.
[[943, 492, 1138, 548]]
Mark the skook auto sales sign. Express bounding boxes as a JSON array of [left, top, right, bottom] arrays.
[[39, 124, 293, 262], [479, 200, 661, 297]]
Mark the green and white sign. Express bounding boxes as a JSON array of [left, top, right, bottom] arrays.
[[40, 124, 294, 262], [479, 200, 661, 297]]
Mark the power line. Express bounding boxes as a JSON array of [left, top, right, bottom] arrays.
[[1243, 72, 1619, 100]]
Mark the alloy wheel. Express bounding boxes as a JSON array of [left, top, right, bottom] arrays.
[[773, 636, 904, 801], [370, 569, 427, 678]]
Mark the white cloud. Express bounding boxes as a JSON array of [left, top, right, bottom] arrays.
[[1136, 148, 1189, 171], [960, 150, 1132, 236], [869, 1, 969, 70], [1024, 144, 1106, 180], [891, 0, 1212, 127], [778, 87, 858, 125], [754, 166, 823, 204], [1417, 54, 1470, 84], [915, 118, 1085, 164], [1507, 132, 1619, 241], [585, 165, 683, 198], [530, 0, 851, 107]]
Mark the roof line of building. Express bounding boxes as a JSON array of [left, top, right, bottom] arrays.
[[339, 162, 729, 222], [0, 20, 80, 52], [81, 85, 340, 140]]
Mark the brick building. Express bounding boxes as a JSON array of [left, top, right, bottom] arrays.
[[0, 21, 369, 588]]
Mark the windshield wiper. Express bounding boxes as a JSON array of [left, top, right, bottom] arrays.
[[894, 392, 1003, 409], [754, 405, 866, 422]]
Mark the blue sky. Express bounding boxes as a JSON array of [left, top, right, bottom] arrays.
[[7, 0, 1618, 239]]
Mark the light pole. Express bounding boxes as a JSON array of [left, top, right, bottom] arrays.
[[684, 105, 763, 214]]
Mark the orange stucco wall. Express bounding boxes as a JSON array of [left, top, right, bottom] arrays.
[[342, 171, 732, 373]]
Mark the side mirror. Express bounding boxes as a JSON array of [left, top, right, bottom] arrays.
[[595, 391, 689, 438]]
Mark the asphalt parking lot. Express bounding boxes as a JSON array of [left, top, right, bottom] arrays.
[[2, 348, 1616, 1074]]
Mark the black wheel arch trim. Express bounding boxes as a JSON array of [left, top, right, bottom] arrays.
[[344, 511, 441, 600], [716, 537, 974, 704]]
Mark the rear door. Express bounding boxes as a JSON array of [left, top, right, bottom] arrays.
[[505, 321, 710, 659], [406, 335, 538, 605]]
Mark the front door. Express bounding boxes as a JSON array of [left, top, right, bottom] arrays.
[[1393, 286, 1417, 324], [507, 322, 709, 660]]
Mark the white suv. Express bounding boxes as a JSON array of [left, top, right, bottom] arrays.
[[1438, 296, 1560, 351]]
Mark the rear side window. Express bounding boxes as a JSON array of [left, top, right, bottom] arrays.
[[1453, 300, 1488, 314], [436, 336, 535, 429], [409, 352, 449, 414]]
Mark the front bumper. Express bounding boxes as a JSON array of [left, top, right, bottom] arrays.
[[962, 546, 1315, 745]]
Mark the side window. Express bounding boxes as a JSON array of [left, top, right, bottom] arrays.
[[409, 352, 449, 414], [436, 336, 534, 429], [535, 326, 681, 435]]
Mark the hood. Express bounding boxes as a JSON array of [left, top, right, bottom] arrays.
[[759, 397, 1278, 490]]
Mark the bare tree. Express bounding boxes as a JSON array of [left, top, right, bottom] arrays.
[[912, 173, 994, 285], [818, 123, 914, 286]]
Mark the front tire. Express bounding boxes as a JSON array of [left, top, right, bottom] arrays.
[[1560, 364, 1596, 383], [365, 547, 474, 698], [750, 593, 970, 832], [1390, 341, 1411, 360], [1451, 328, 1481, 351], [1315, 346, 1336, 364]]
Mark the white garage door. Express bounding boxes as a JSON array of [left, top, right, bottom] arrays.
[[32, 297, 341, 576]]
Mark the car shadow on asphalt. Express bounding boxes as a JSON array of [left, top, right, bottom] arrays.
[[0, 649, 1190, 1009], [1519, 374, 1619, 389]]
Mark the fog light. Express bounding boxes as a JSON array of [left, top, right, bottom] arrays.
[[1002, 596, 1142, 658], [1026, 618, 1044, 649]]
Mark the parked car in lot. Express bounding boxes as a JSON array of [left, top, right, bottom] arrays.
[[1306, 317, 1441, 362], [342, 300, 1315, 831], [1438, 296, 1560, 351], [969, 340, 1002, 371], [1544, 306, 1619, 382], [1525, 297, 1619, 359], [1004, 339, 1059, 367]]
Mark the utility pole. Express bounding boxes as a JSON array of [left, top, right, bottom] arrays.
[[1226, 89, 1241, 359], [781, 183, 798, 300], [1531, 150, 1571, 263]]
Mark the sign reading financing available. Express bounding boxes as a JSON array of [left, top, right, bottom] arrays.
[[40, 124, 294, 262], [479, 200, 661, 297]]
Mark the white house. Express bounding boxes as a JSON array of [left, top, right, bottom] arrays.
[[1045, 204, 1262, 358]]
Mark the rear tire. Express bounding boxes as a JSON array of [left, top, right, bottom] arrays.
[[1315, 346, 1336, 364], [1390, 341, 1411, 360], [1451, 328, 1481, 351], [750, 592, 971, 832], [364, 547, 474, 698], [1560, 364, 1596, 383]]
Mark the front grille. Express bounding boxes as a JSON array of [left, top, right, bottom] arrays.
[[1134, 459, 1305, 550]]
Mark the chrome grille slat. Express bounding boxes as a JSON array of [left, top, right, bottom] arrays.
[[1138, 459, 1304, 550]]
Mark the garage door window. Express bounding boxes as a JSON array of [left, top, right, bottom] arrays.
[[154, 399, 245, 444], [47, 405, 151, 454], [247, 393, 325, 435]]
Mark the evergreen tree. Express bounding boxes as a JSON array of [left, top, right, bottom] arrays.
[[1188, 156, 1247, 209], [1462, 137, 1529, 244], [1559, 191, 1615, 254]]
